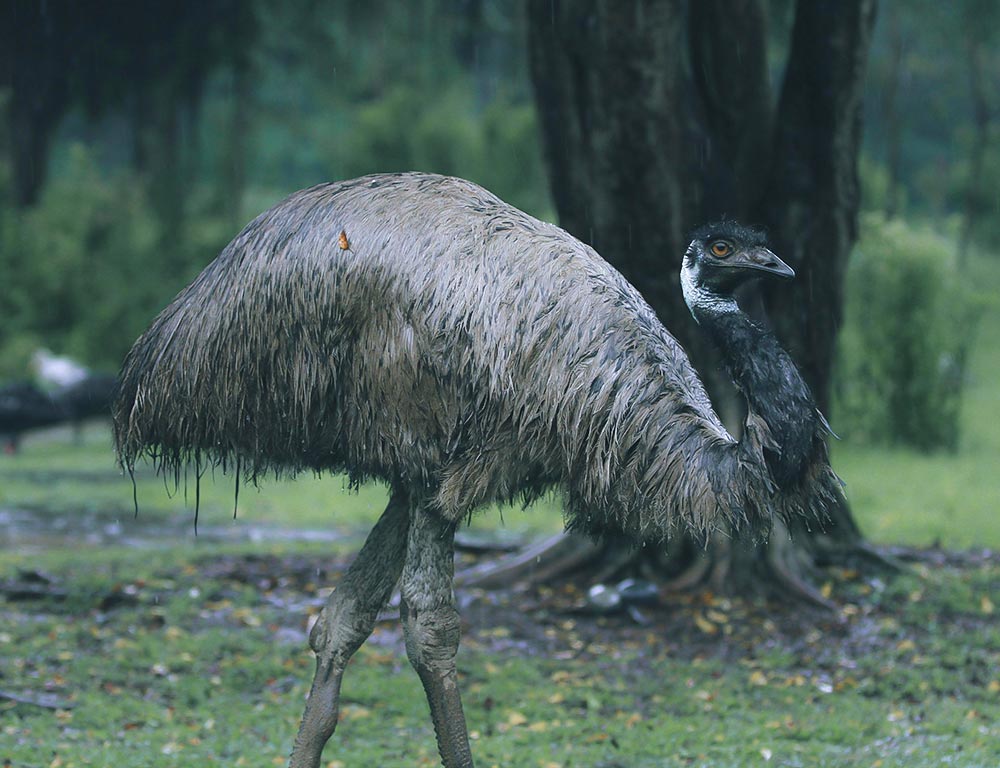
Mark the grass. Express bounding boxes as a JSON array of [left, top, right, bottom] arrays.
[[3, 420, 998, 768], [1, 256, 999, 767], [2, 531, 998, 768]]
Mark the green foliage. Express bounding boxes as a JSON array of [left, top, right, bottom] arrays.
[[834, 215, 982, 450], [0, 1, 551, 379], [328, 83, 549, 217], [948, 124, 1000, 246], [478, 95, 551, 217], [338, 84, 481, 178], [1, 147, 162, 370], [0, 145, 238, 374], [858, 153, 895, 214]]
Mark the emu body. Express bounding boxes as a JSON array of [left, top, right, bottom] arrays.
[[114, 173, 841, 767]]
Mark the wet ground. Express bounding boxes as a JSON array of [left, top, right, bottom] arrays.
[[1, 427, 997, 680], [0, 503, 346, 554]]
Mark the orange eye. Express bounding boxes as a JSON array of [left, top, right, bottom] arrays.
[[711, 241, 731, 257]]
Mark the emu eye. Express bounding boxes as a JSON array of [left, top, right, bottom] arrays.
[[710, 241, 731, 257]]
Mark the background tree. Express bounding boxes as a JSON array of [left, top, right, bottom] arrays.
[[954, 0, 998, 263], [519, 0, 878, 600], [0, 0, 993, 596]]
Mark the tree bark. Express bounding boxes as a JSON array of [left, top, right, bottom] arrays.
[[3, 3, 71, 207], [517, 0, 878, 598], [529, 0, 741, 420], [759, 0, 876, 414]]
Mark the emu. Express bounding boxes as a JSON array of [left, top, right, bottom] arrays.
[[113, 172, 841, 768]]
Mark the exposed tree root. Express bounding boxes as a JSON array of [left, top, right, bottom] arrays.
[[811, 535, 905, 573], [0, 688, 75, 710], [764, 524, 837, 610], [655, 552, 712, 592], [455, 532, 603, 589], [458, 522, 887, 612]]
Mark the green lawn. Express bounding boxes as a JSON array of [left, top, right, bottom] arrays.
[[1, 523, 998, 768]]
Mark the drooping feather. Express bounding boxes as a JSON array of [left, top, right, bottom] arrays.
[[114, 173, 841, 543]]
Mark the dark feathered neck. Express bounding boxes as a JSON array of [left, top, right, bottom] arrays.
[[693, 303, 820, 488]]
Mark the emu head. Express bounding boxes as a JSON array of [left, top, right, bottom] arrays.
[[681, 221, 794, 318]]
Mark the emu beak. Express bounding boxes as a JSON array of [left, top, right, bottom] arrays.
[[744, 247, 795, 280]]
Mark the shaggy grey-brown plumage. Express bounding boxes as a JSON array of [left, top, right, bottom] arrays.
[[115, 173, 845, 768], [114, 172, 840, 543]]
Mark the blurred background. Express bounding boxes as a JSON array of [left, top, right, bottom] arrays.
[[1, 3, 999, 765], [0, 0, 997, 547]]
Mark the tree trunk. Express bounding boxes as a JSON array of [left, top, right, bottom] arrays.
[[528, 0, 743, 420], [217, 56, 252, 230], [757, 0, 877, 563], [881, 2, 904, 219], [4, 3, 70, 207], [956, 36, 990, 266], [511, 0, 878, 600]]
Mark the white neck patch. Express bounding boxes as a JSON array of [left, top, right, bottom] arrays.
[[680, 261, 739, 322]]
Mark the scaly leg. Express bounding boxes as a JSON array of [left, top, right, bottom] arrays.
[[288, 490, 410, 768], [401, 504, 475, 768]]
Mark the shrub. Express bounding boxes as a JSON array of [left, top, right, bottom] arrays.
[[0, 145, 198, 373], [834, 215, 982, 451]]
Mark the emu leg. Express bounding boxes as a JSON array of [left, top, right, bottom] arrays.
[[288, 491, 410, 768], [401, 507, 474, 768]]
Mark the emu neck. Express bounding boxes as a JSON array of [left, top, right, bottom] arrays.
[[692, 302, 817, 488]]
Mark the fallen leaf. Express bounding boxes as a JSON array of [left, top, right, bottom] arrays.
[[506, 711, 527, 727], [694, 613, 717, 635], [232, 607, 261, 627], [339, 705, 371, 721]]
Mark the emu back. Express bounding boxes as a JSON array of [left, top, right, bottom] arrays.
[[115, 173, 823, 540]]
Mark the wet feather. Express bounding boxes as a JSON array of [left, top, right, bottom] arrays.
[[114, 173, 841, 544]]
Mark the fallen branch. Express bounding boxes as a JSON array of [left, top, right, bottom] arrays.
[[0, 689, 75, 710], [0, 583, 69, 601]]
